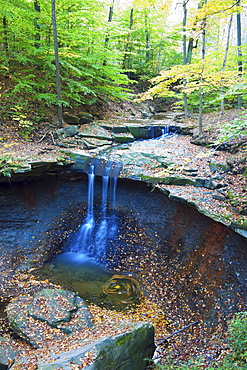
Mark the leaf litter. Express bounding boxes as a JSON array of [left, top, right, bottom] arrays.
[[0, 108, 246, 368]]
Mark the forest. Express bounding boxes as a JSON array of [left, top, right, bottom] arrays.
[[0, 1, 247, 370], [1, 0, 247, 133]]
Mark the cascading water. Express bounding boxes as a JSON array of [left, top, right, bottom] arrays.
[[71, 164, 95, 255], [69, 158, 122, 264], [148, 126, 155, 139], [147, 125, 170, 139], [161, 126, 170, 137]]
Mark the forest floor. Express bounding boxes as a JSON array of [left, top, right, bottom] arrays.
[[0, 104, 247, 368]]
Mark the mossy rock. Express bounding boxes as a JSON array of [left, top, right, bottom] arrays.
[[112, 132, 135, 143], [231, 219, 247, 231], [10, 322, 155, 370], [139, 174, 201, 186], [209, 162, 230, 173], [127, 126, 150, 139]]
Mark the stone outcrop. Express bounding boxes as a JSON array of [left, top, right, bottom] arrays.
[[6, 288, 93, 348], [63, 113, 94, 125], [10, 321, 155, 370], [51, 119, 181, 149], [5, 288, 155, 370]]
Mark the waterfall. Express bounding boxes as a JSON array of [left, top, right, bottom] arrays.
[[148, 125, 170, 139], [69, 158, 122, 264], [161, 126, 170, 137], [71, 164, 95, 254], [110, 176, 118, 207], [148, 126, 155, 139]]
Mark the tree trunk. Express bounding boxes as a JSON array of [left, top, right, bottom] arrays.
[[51, 0, 63, 127], [34, 0, 41, 48], [186, 38, 194, 64], [182, 0, 189, 116], [3, 16, 8, 53], [236, 0, 242, 108], [198, 0, 207, 137], [221, 15, 233, 114], [144, 13, 150, 63], [123, 8, 134, 78], [103, 0, 115, 66]]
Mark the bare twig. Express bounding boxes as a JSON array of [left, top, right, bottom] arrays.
[[46, 123, 58, 128], [38, 131, 49, 143], [38, 130, 56, 144], [156, 321, 199, 346], [50, 132, 55, 145]]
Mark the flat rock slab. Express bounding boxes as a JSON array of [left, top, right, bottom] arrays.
[[6, 289, 93, 348], [78, 123, 112, 141], [29, 289, 77, 324]]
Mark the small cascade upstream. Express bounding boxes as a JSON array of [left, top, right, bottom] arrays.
[[69, 158, 122, 264], [147, 125, 171, 139], [161, 125, 170, 137]]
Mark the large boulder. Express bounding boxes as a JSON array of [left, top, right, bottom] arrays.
[[79, 113, 94, 124], [10, 321, 155, 370], [6, 288, 93, 348], [56, 126, 79, 139], [63, 113, 94, 125], [63, 114, 80, 125]]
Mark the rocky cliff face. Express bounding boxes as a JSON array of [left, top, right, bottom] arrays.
[[1, 176, 246, 320]]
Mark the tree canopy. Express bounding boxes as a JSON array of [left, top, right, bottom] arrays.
[[141, 0, 247, 116], [0, 0, 247, 123]]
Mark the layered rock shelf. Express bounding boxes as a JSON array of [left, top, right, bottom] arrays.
[[0, 117, 246, 238]]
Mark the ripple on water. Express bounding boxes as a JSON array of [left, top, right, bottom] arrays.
[[33, 252, 143, 311]]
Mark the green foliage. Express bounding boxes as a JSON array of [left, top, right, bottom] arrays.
[[214, 111, 247, 146], [10, 104, 38, 140], [117, 1, 182, 80], [1, 0, 247, 120], [0, 0, 133, 116], [228, 311, 247, 364], [18, 119, 38, 141], [0, 154, 28, 177]]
